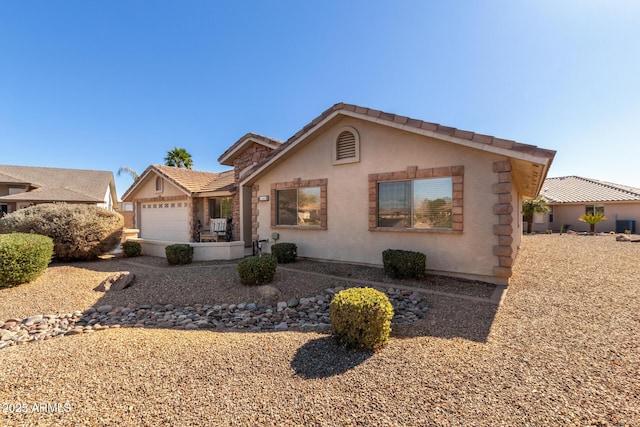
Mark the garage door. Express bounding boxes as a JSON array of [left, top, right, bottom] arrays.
[[139, 201, 190, 241]]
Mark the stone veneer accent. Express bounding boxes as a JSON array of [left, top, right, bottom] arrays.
[[368, 165, 464, 232], [231, 143, 275, 241], [270, 178, 328, 229], [251, 185, 259, 242], [492, 160, 514, 279]]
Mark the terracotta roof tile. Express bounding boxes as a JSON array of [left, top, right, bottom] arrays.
[[420, 121, 439, 131], [472, 133, 494, 144], [453, 129, 474, 139], [491, 138, 515, 149], [436, 125, 456, 135]]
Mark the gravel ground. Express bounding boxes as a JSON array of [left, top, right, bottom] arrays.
[[1, 235, 638, 426]]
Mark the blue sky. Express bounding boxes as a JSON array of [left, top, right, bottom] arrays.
[[2, 1, 639, 197]]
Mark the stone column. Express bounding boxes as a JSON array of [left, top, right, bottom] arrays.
[[492, 160, 514, 280]]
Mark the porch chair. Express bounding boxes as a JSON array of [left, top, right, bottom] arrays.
[[211, 218, 228, 242]]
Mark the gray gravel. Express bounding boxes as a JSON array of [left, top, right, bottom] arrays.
[[1, 234, 638, 426]]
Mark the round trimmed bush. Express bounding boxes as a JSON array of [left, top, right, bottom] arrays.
[[237, 255, 278, 286], [270, 242, 297, 263], [330, 287, 394, 351], [122, 241, 142, 257], [382, 249, 426, 279], [0, 233, 54, 288], [0, 203, 123, 261], [165, 244, 193, 265]]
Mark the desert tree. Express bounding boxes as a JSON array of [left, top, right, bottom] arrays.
[[522, 196, 550, 234]]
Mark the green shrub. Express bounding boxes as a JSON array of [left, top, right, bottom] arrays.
[[330, 287, 394, 351], [165, 244, 193, 265], [270, 242, 297, 263], [382, 249, 426, 279], [0, 233, 54, 288], [237, 255, 278, 286], [122, 241, 142, 257], [0, 203, 123, 261]]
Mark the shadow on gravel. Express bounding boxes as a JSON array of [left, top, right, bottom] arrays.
[[392, 295, 499, 343], [291, 336, 373, 379]]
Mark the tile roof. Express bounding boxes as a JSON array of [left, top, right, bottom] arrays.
[[122, 165, 235, 200], [200, 170, 235, 193], [0, 165, 114, 203], [284, 103, 556, 160], [153, 165, 221, 193], [541, 176, 640, 203], [237, 103, 556, 200]]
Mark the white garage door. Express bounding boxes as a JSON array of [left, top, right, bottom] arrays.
[[139, 201, 190, 242]]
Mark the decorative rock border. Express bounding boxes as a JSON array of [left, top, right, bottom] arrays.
[[0, 286, 428, 350]]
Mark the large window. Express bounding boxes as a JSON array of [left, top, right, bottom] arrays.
[[378, 177, 453, 229], [276, 187, 321, 226], [585, 205, 604, 216], [210, 197, 232, 219]]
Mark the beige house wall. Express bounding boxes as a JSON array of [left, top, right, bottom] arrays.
[[535, 202, 640, 233], [248, 116, 520, 284]]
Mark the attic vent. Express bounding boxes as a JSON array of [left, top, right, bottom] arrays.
[[337, 131, 356, 159], [333, 126, 360, 165]]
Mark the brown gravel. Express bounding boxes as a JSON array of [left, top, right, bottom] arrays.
[[1, 235, 639, 426]]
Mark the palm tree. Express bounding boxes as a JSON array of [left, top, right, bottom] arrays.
[[117, 166, 139, 182], [522, 196, 550, 234], [578, 213, 607, 235], [164, 147, 193, 169]]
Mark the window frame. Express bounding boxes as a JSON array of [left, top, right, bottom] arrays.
[[369, 165, 463, 233], [585, 205, 605, 216], [271, 178, 328, 229], [209, 197, 233, 219]]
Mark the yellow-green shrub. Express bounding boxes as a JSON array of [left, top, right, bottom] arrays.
[[0, 233, 53, 288], [330, 287, 394, 351]]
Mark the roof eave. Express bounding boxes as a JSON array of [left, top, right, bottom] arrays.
[[218, 134, 282, 166], [240, 108, 556, 187], [121, 165, 192, 201]]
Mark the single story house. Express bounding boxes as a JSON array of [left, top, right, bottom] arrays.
[[124, 103, 556, 285], [0, 165, 118, 215], [532, 176, 640, 234]]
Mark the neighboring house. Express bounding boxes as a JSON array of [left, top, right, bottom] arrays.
[[532, 176, 640, 234], [126, 103, 556, 285], [0, 165, 118, 215], [121, 165, 235, 242]]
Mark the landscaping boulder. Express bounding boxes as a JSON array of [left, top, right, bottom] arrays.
[[94, 272, 135, 292]]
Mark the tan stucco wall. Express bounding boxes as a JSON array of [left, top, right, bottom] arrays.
[[134, 174, 186, 199], [535, 202, 640, 233], [249, 116, 516, 284]]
